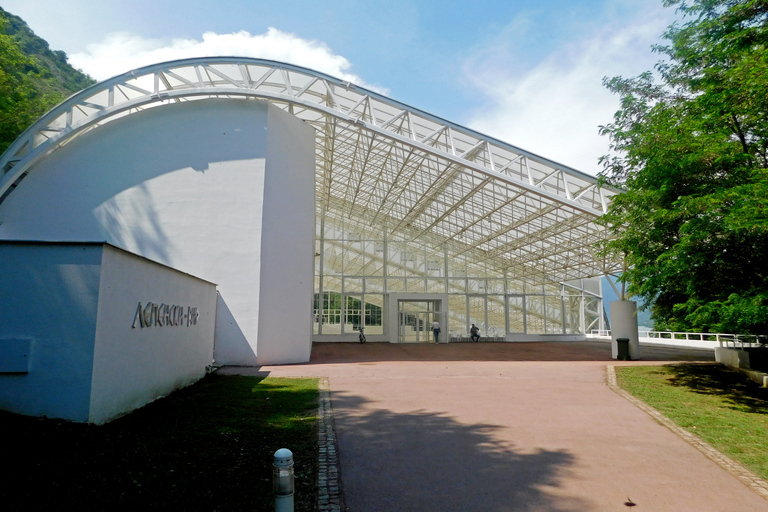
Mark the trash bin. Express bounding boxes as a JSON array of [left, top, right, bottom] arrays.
[[616, 337, 630, 361]]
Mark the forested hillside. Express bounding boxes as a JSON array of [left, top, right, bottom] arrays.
[[0, 7, 95, 155]]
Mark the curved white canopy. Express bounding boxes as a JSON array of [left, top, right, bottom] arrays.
[[0, 57, 622, 282]]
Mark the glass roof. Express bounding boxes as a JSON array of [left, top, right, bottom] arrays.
[[0, 57, 623, 284]]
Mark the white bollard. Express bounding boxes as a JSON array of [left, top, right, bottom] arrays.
[[273, 448, 295, 512]]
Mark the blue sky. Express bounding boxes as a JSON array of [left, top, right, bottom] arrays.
[[2, 0, 683, 174]]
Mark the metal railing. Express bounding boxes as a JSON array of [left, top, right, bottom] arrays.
[[589, 330, 766, 348]]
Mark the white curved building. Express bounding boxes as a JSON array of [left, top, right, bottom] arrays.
[[0, 57, 623, 369]]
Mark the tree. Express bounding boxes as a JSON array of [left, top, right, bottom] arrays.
[[598, 0, 768, 335], [0, 8, 96, 155], [0, 17, 45, 153]]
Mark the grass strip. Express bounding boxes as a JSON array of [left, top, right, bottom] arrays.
[[0, 374, 319, 511], [616, 364, 768, 480]]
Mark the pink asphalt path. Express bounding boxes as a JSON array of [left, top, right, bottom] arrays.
[[222, 342, 768, 511]]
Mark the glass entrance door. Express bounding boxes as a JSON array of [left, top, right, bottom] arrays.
[[398, 300, 439, 343]]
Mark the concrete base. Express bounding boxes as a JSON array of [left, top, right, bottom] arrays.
[[715, 347, 768, 387], [714, 347, 750, 369], [609, 300, 640, 360]]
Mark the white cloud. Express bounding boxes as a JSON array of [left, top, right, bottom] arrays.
[[464, 10, 674, 176], [69, 28, 387, 93]]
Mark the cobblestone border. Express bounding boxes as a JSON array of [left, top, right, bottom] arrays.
[[606, 365, 768, 501], [318, 377, 345, 512]]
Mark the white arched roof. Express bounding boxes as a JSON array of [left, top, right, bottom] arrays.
[[0, 57, 622, 282]]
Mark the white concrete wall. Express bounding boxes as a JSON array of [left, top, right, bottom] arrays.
[[0, 242, 102, 421], [0, 98, 316, 365], [254, 104, 315, 364], [610, 300, 641, 359], [90, 245, 217, 423], [714, 347, 750, 369], [0, 242, 217, 423]]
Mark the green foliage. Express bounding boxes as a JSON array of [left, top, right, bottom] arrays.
[[598, 0, 768, 335], [0, 7, 95, 155]]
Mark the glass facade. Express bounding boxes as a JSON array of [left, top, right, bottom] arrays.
[[313, 206, 605, 340]]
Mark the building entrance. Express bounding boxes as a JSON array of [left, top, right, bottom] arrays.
[[398, 300, 440, 343]]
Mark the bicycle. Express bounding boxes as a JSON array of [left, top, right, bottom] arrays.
[[358, 326, 366, 344]]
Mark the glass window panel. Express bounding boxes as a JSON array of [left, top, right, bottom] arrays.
[[313, 291, 321, 335], [322, 242, 342, 275], [406, 278, 426, 293], [364, 295, 384, 335], [426, 257, 443, 276], [487, 295, 506, 337], [526, 296, 546, 334], [584, 278, 600, 294], [545, 296, 563, 334], [426, 278, 446, 293], [448, 295, 467, 337], [387, 242, 405, 276], [467, 279, 485, 294], [387, 278, 405, 293], [486, 279, 504, 294], [565, 296, 582, 334], [315, 240, 322, 273], [344, 295, 362, 332], [344, 277, 363, 293], [506, 279, 525, 294], [448, 256, 466, 277], [323, 222, 340, 239], [585, 296, 601, 333], [321, 291, 342, 335], [507, 296, 525, 333], [468, 296, 486, 334], [361, 259, 384, 276], [365, 278, 384, 293], [344, 242, 365, 275], [362, 242, 384, 276], [448, 278, 467, 294], [322, 276, 342, 294]]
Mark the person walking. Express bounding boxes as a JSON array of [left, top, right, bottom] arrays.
[[431, 319, 441, 343], [470, 323, 480, 343]]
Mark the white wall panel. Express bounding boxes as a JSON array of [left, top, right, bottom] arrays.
[[0, 99, 316, 365], [90, 245, 217, 423]]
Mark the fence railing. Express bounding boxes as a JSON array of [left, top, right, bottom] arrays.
[[589, 330, 766, 348]]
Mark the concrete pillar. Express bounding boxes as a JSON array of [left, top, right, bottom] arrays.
[[609, 300, 641, 360]]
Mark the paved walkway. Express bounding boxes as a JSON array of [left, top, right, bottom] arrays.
[[221, 342, 768, 511]]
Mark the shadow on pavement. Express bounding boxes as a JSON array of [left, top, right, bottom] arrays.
[[309, 341, 715, 364], [332, 390, 592, 512]]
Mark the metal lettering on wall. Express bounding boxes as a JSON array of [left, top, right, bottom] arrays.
[[132, 302, 200, 329]]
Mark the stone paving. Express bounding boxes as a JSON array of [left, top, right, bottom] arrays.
[[223, 341, 768, 511], [317, 377, 344, 512]]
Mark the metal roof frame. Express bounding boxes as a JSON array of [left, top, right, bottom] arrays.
[[0, 57, 623, 282]]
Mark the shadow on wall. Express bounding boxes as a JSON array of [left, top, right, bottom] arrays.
[[213, 293, 256, 365], [0, 244, 103, 420], [331, 390, 589, 512], [94, 183, 172, 265]]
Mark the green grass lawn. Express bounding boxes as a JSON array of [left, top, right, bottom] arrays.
[[616, 364, 768, 480], [0, 374, 319, 511]]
